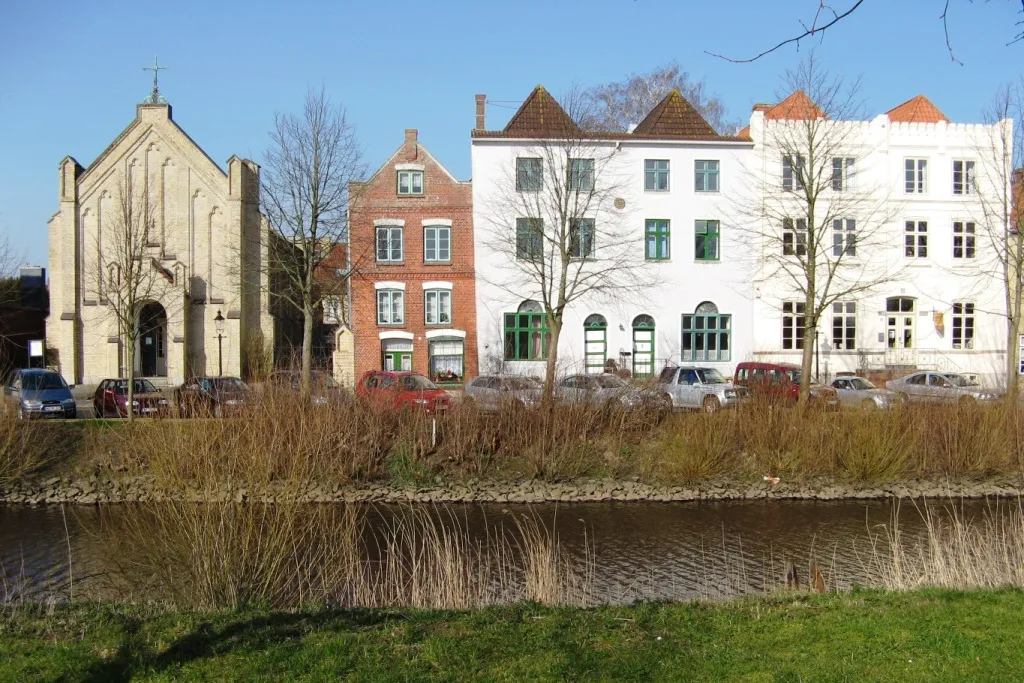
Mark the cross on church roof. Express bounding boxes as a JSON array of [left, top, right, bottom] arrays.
[[142, 55, 169, 105]]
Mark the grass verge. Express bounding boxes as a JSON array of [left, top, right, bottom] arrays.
[[1, 589, 1022, 681]]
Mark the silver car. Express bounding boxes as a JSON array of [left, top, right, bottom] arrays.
[[657, 366, 744, 412], [830, 376, 902, 410], [885, 371, 1001, 404], [463, 375, 542, 411], [556, 373, 668, 411]]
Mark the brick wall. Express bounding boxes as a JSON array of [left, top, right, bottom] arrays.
[[348, 130, 477, 385]]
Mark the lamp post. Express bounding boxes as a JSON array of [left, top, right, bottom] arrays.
[[815, 330, 821, 382], [214, 310, 225, 377]]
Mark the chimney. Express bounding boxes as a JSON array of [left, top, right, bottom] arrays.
[[475, 94, 486, 130], [404, 129, 418, 161]]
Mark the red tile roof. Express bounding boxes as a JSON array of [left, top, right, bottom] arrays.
[[763, 90, 826, 120], [736, 125, 751, 139], [886, 95, 949, 123], [630, 89, 718, 139], [500, 85, 580, 138]]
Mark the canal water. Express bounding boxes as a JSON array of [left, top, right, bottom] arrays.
[[0, 498, 1013, 604]]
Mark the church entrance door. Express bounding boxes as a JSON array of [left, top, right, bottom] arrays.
[[137, 302, 168, 377]]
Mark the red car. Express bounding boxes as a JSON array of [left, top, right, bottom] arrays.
[[356, 371, 452, 414], [93, 378, 170, 418], [733, 361, 839, 409]]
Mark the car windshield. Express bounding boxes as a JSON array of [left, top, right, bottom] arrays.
[[401, 375, 438, 391], [504, 377, 537, 391], [22, 373, 68, 391], [784, 370, 801, 383], [596, 375, 627, 388], [850, 378, 875, 390], [115, 380, 158, 394], [212, 378, 248, 392], [695, 369, 727, 384]]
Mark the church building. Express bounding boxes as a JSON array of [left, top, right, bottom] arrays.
[[47, 82, 275, 385]]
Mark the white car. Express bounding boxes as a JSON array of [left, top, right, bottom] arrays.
[[657, 366, 744, 412], [830, 376, 902, 410]]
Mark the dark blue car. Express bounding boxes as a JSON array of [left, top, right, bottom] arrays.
[[4, 369, 76, 419]]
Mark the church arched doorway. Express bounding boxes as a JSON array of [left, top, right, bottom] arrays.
[[137, 301, 168, 377]]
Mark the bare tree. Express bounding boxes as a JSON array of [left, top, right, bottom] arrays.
[[480, 89, 654, 401], [581, 63, 738, 135], [735, 56, 900, 400], [707, 0, 1024, 64], [975, 80, 1024, 396], [260, 87, 365, 395], [89, 175, 175, 421]]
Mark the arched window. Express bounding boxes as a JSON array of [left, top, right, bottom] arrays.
[[583, 314, 607, 374], [632, 314, 655, 378], [683, 302, 731, 362], [504, 300, 549, 360]]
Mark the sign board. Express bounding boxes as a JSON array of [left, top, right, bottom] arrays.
[[28, 340, 44, 358]]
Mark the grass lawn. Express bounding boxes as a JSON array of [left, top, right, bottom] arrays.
[[1, 589, 1021, 681]]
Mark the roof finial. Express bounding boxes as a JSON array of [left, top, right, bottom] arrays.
[[142, 55, 169, 104]]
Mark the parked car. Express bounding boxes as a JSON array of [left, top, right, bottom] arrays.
[[733, 361, 839, 409], [463, 375, 543, 411], [885, 371, 1001, 404], [555, 373, 669, 412], [657, 365, 745, 412], [355, 371, 453, 414], [175, 376, 251, 417], [3, 369, 76, 419], [267, 370, 347, 406], [830, 376, 903, 410], [93, 378, 170, 418]]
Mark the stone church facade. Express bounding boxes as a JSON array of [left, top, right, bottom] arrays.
[[47, 100, 275, 385]]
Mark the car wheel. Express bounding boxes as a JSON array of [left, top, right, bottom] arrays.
[[702, 396, 721, 413], [94, 405, 104, 419], [861, 398, 877, 411]]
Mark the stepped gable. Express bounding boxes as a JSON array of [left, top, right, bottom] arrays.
[[763, 90, 826, 120], [886, 94, 950, 123], [631, 89, 718, 139], [500, 85, 581, 137]]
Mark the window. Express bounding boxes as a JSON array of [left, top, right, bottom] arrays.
[[567, 218, 595, 259], [682, 302, 731, 361], [783, 218, 808, 256], [516, 218, 543, 261], [504, 300, 549, 360], [569, 158, 595, 191], [429, 339, 464, 384], [516, 158, 543, 192], [952, 302, 975, 349], [376, 226, 403, 262], [632, 314, 655, 378], [905, 220, 928, 258], [832, 157, 855, 191], [1019, 335, 1024, 375], [833, 218, 856, 257], [953, 221, 975, 259], [905, 158, 928, 194], [584, 314, 607, 374], [695, 160, 720, 192], [832, 302, 856, 350], [645, 219, 670, 260], [644, 159, 669, 191], [424, 289, 452, 325], [953, 160, 975, 195], [397, 170, 423, 196], [376, 289, 404, 325], [886, 297, 915, 349], [782, 301, 806, 350], [382, 340, 413, 372], [694, 220, 720, 261], [782, 155, 805, 191], [423, 225, 451, 263]]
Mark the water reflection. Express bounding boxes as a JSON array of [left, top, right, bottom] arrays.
[[0, 498, 1013, 604]]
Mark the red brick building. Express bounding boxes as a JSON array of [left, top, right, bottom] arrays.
[[348, 130, 477, 386]]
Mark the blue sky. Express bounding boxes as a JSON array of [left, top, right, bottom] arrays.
[[0, 0, 1018, 266]]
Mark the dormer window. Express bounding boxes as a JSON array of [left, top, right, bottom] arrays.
[[397, 170, 423, 196]]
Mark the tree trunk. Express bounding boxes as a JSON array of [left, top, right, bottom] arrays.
[[798, 299, 816, 404], [1007, 306, 1021, 399], [301, 303, 314, 399], [125, 333, 135, 423], [542, 318, 563, 408]]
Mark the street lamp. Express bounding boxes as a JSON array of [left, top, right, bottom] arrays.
[[214, 310, 225, 377]]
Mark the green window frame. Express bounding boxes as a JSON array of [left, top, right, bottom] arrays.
[[376, 226, 403, 262], [504, 303, 549, 361], [424, 289, 452, 326], [645, 219, 670, 260], [632, 314, 655, 378], [569, 218, 595, 259], [424, 225, 451, 262], [376, 289, 405, 326], [397, 170, 424, 196], [516, 218, 543, 261], [569, 158, 595, 192], [682, 303, 730, 362], [584, 314, 607, 373], [429, 338, 464, 384], [694, 160, 719, 192], [644, 159, 669, 191], [695, 220, 720, 261], [516, 157, 543, 192]]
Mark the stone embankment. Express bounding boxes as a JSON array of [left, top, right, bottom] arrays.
[[2, 475, 1022, 505]]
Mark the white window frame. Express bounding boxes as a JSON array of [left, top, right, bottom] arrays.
[[832, 157, 855, 191], [904, 220, 928, 258], [952, 301, 975, 350], [831, 301, 856, 350], [424, 289, 452, 326], [832, 218, 856, 257], [952, 159, 976, 196], [397, 170, 424, 196], [782, 155, 805, 191], [376, 289, 405, 325], [905, 158, 928, 194], [783, 218, 808, 256], [953, 220, 976, 260], [782, 301, 806, 350]]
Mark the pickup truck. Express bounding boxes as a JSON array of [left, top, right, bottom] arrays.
[[656, 366, 745, 412]]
